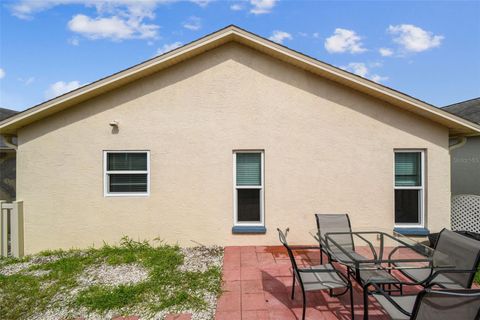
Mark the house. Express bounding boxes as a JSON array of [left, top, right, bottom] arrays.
[[0, 107, 18, 201], [1, 26, 480, 254], [444, 98, 480, 196]]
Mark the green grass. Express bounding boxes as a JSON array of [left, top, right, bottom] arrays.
[[0, 237, 222, 320], [475, 271, 480, 285]]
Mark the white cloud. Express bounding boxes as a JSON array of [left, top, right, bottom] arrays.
[[230, 3, 244, 11], [250, 0, 277, 14], [189, 0, 212, 7], [268, 30, 292, 44], [25, 77, 35, 85], [388, 24, 444, 53], [0, 68, 5, 79], [45, 80, 82, 99], [325, 28, 366, 54], [68, 37, 80, 46], [10, 1, 213, 42], [9, 0, 58, 20], [342, 62, 369, 77], [371, 74, 389, 83], [183, 16, 202, 31], [68, 14, 159, 40], [379, 47, 393, 57], [341, 62, 388, 83], [10, 1, 210, 20], [18, 76, 35, 85], [156, 41, 182, 55]]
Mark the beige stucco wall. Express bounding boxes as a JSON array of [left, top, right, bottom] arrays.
[[17, 42, 450, 254]]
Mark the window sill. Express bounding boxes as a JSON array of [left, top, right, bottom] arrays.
[[104, 194, 150, 197], [232, 226, 266, 234], [394, 227, 430, 236]]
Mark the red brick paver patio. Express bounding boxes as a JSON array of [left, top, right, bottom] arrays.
[[216, 246, 401, 320]]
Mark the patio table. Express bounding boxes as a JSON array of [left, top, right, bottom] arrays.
[[309, 229, 456, 319]]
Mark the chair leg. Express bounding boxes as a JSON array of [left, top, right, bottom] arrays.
[[363, 284, 369, 320], [291, 275, 296, 299], [302, 289, 306, 320], [349, 285, 354, 320]]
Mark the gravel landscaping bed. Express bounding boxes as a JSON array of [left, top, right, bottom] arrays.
[[78, 263, 149, 287], [0, 239, 223, 320]]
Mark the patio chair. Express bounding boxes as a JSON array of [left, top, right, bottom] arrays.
[[369, 284, 480, 320], [315, 213, 356, 264], [277, 228, 354, 320], [314, 214, 400, 289], [396, 228, 480, 289]]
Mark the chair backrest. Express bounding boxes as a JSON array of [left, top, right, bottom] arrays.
[[433, 228, 480, 288], [411, 289, 480, 320], [315, 214, 355, 251], [276, 228, 300, 273]]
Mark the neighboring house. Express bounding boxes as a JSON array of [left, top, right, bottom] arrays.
[[0, 107, 18, 201], [1, 26, 480, 254], [444, 98, 480, 196]]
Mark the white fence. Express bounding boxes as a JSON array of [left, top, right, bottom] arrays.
[[451, 194, 480, 233], [0, 201, 24, 258]]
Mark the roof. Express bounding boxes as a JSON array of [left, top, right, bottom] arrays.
[[443, 98, 480, 125], [0, 108, 18, 149], [1, 25, 480, 137], [0, 108, 18, 122]]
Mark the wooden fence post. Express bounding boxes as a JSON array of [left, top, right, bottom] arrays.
[[11, 201, 24, 258]]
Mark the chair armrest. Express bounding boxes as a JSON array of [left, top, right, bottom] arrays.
[[289, 245, 322, 251], [425, 281, 448, 289], [297, 268, 336, 273], [368, 283, 413, 317], [366, 278, 429, 287], [388, 245, 410, 261], [427, 268, 479, 285]]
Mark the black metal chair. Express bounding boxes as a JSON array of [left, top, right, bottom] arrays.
[[369, 283, 480, 320], [395, 228, 480, 289], [277, 228, 354, 320], [314, 214, 400, 290], [315, 213, 356, 265]]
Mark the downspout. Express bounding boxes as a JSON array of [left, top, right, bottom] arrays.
[[1, 135, 17, 150], [449, 136, 467, 152]]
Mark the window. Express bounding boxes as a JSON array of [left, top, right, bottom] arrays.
[[234, 151, 264, 226], [104, 151, 149, 196], [394, 150, 424, 227]]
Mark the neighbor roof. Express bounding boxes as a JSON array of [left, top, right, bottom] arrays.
[[1, 25, 479, 136], [443, 98, 480, 125], [0, 108, 18, 149], [0, 107, 18, 122]]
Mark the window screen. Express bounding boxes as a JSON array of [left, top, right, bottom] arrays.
[[105, 152, 149, 195]]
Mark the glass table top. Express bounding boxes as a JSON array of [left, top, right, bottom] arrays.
[[309, 228, 454, 270]]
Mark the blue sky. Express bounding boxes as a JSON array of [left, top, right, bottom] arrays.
[[1, 0, 479, 111]]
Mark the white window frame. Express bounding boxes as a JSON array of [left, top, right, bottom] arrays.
[[104, 150, 150, 197], [233, 150, 265, 227], [394, 149, 425, 228]]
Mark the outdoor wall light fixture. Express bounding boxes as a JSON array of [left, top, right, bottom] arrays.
[[109, 120, 119, 134]]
